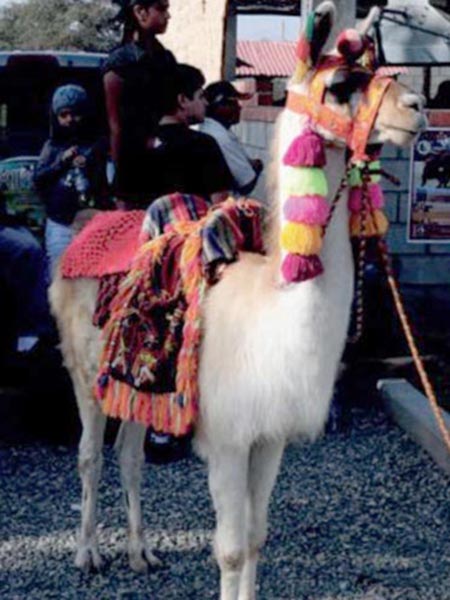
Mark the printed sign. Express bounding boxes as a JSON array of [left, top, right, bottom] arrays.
[[408, 127, 450, 242], [0, 155, 44, 234]]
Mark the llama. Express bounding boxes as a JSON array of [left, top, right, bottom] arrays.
[[49, 3, 426, 599]]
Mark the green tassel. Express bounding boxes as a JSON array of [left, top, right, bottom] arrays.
[[280, 166, 328, 197]]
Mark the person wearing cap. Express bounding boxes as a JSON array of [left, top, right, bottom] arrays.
[[35, 84, 110, 273], [199, 81, 264, 196], [103, 0, 177, 204]]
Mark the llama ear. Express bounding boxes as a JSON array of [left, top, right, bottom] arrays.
[[293, 1, 336, 83], [356, 6, 381, 36]]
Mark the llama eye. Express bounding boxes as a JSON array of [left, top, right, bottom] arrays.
[[328, 82, 353, 104], [328, 71, 371, 103]]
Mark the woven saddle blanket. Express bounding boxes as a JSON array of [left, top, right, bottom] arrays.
[[95, 196, 265, 436], [61, 194, 265, 436]]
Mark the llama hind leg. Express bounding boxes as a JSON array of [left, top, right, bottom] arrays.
[[116, 422, 162, 572], [75, 395, 107, 572], [238, 440, 284, 600], [208, 448, 249, 600]]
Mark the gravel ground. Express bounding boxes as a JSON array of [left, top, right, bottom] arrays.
[[1, 405, 450, 600]]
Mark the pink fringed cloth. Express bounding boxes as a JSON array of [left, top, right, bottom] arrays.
[[95, 197, 264, 437], [61, 210, 146, 278]]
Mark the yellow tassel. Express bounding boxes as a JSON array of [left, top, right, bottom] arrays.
[[349, 210, 389, 237], [373, 209, 389, 235], [292, 60, 309, 84], [280, 222, 322, 255]]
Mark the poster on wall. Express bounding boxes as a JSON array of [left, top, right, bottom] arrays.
[[408, 127, 450, 243]]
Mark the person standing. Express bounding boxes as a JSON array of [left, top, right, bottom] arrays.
[[104, 0, 177, 204], [199, 81, 264, 195], [35, 84, 109, 274]]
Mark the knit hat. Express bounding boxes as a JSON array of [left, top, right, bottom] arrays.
[[52, 84, 88, 115]]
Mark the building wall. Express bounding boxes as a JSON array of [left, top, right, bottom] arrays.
[[162, 0, 230, 82]]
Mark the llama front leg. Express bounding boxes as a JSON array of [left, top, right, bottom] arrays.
[[75, 399, 107, 572], [116, 422, 162, 572], [238, 440, 284, 600], [208, 447, 249, 600]]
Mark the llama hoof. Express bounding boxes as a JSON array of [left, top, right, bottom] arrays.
[[129, 545, 163, 573], [75, 545, 103, 573]]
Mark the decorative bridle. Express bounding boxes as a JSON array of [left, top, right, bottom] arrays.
[[280, 54, 394, 288]]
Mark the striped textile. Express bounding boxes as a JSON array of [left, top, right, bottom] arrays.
[[95, 196, 265, 436]]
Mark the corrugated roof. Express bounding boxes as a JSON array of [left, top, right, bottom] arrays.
[[236, 41, 411, 78], [237, 40, 296, 77], [235, 0, 299, 15]]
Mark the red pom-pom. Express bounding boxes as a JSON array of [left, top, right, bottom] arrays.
[[337, 29, 365, 62], [281, 253, 323, 283], [283, 129, 326, 167]]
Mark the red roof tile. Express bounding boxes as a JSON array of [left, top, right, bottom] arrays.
[[237, 40, 296, 77]]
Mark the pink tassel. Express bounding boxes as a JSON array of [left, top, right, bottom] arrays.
[[284, 194, 330, 225], [283, 129, 326, 167], [281, 253, 323, 283], [348, 187, 362, 212], [369, 184, 385, 209], [348, 184, 385, 212], [296, 36, 310, 61]]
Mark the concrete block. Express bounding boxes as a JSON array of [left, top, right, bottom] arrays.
[[381, 159, 410, 192], [428, 244, 450, 255], [381, 145, 400, 159], [386, 224, 427, 255], [398, 192, 411, 224], [241, 121, 267, 149], [398, 255, 450, 284], [378, 379, 450, 477], [383, 192, 399, 222]]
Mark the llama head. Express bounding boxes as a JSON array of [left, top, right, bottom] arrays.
[[278, 1, 426, 286], [288, 1, 426, 151]]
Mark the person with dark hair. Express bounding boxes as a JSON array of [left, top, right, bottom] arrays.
[[0, 192, 54, 359], [150, 64, 234, 202], [35, 84, 109, 273], [200, 80, 263, 195], [104, 0, 177, 202]]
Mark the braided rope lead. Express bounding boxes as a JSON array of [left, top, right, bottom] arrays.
[[324, 161, 450, 451], [324, 172, 348, 230], [348, 164, 371, 344], [377, 238, 450, 454]]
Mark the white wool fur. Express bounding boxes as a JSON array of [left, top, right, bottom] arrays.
[[48, 0, 426, 594], [197, 141, 353, 453]]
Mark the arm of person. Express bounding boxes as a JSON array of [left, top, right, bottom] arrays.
[[199, 136, 234, 201], [103, 70, 124, 165], [214, 129, 262, 195], [85, 137, 113, 208], [34, 141, 76, 190]]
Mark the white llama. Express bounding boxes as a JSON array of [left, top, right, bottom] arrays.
[[49, 3, 426, 599]]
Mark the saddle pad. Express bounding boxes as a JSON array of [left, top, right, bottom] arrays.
[[61, 210, 146, 278]]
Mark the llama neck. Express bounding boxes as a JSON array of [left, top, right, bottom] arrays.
[[271, 110, 347, 284]]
